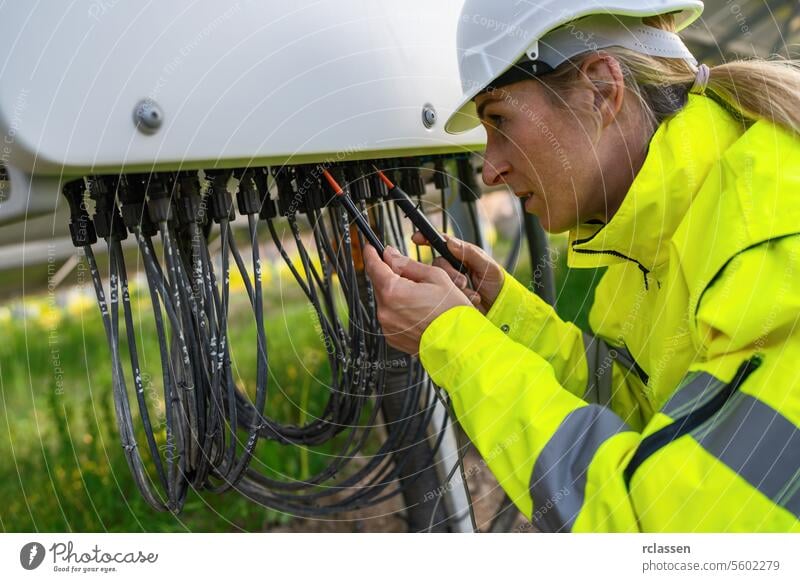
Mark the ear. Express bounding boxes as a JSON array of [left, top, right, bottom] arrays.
[[578, 53, 625, 129]]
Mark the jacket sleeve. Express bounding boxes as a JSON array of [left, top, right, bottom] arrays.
[[419, 237, 800, 531], [485, 270, 653, 431]]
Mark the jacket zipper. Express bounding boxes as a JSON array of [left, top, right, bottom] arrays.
[[623, 356, 762, 488], [571, 246, 651, 290]]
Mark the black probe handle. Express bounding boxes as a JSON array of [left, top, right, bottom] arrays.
[[339, 193, 386, 257], [387, 185, 467, 274]]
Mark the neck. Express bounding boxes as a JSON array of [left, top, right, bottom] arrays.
[[591, 114, 655, 223]]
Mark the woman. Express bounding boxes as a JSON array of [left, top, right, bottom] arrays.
[[363, 0, 800, 532]]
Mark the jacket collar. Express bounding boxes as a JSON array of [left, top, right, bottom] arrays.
[[567, 94, 745, 275]]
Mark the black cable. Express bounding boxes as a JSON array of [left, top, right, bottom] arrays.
[[76, 160, 473, 526]]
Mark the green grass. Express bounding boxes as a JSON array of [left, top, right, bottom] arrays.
[[0, 233, 602, 532], [498, 234, 605, 332], [0, 280, 343, 532]]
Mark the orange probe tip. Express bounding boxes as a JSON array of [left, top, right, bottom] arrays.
[[372, 166, 395, 189], [320, 168, 343, 194]]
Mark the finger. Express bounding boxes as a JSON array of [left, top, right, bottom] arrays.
[[384, 246, 445, 284], [411, 230, 430, 246], [364, 244, 398, 290], [466, 290, 481, 306], [432, 257, 468, 289], [444, 235, 491, 275]]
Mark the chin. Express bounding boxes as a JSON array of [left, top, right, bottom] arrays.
[[523, 203, 572, 234]]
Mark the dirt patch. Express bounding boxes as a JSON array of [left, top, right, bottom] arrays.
[[267, 446, 534, 533]]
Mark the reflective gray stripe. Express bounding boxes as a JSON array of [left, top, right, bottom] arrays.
[[582, 333, 613, 406], [690, 391, 800, 519], [661, 371, 726, 418], [582, 334, 647, 406], [530, 405, 632, 532]]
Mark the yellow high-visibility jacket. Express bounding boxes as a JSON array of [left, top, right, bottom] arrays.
[[419, 94, 800, 532]]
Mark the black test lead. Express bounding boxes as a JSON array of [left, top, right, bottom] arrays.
[[321, 168, 386, 257], [373, 166, 467, 274]]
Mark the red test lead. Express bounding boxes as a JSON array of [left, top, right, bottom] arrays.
[[373, 167, 467, 274], [320, 168, 386, 257]]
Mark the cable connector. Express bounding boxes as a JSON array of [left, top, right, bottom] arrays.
[[205, 170, 235, 223], [368, 160, 389, 200], [235, 168, 261, 216], [176, 172, 204, 228], [88, 176, 127, 241], [118, 175, 158, 237], [273, 166, 298, 217], [252, 167, 277, 220], [400, 163, 425, 198], [295, 165, 325, 212], [456, 156, 481, 202], [62, 179, 97, 247], [433, 157, 448, 190], [347, 164, 370, 201], [143, 173, 175, 224]]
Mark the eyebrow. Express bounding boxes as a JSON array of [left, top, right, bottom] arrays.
[[476, 96, 502, 121]]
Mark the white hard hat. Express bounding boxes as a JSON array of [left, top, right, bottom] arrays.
[[445, 0, 705, 134]]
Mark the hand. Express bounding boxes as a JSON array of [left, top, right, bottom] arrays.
[[363, 244, 474, 355], [411, 231, 504, 314]]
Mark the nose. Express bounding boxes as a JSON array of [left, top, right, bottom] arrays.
[[481, 152, 511, 187]]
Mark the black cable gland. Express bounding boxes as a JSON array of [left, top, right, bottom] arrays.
[[86, 177, 116, 240], [117, 177, 157, 237], [433, 159, 448, 190], [252, 167, 269, 196], [93, 204, 127, 241], [92, 177, 128, 241], [176, 173, 203, 227], [206, 171, 235, 223], [307, 176, 325, 211], [258, 197, 277, 220], [457, 157, 481, 202], [368, 167, 388, 200], [146, 195, 171, 225], [273, 166, 297, 217], [236, 169, 261, 215], [62, 179, 97, 247], [252, 168, 277, 220], [143, 174, 174, 224], [412, 168, 426, 197], [347, 166, 369, 201], [295, 165, 324, 212]]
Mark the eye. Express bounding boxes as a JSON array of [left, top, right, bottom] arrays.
[[484, 114, 506, 131]]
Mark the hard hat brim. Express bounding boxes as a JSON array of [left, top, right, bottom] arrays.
[[444, 100, 482, 135], [444, 2, 705, 135]]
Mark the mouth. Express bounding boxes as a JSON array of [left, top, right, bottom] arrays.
[[515, 191, 534, 199]]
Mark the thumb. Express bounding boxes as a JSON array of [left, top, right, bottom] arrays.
[[363, 244, 397, 290], [385, 247, 443, 284]]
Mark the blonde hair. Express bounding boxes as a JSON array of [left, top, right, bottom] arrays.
[[539, 14, 800, 137]]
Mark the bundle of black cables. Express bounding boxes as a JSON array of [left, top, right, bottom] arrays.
[[61, 157, 482, 529]]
